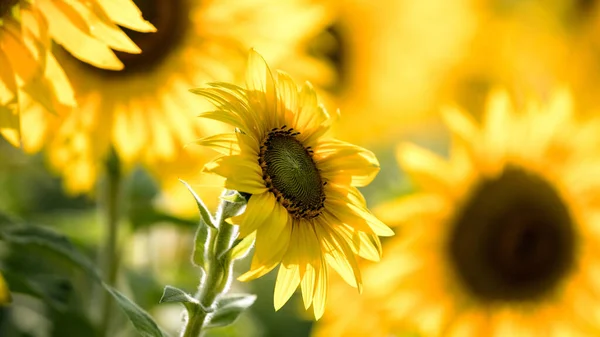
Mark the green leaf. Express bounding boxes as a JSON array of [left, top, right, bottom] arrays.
[[160, 285, 197, 304], [180, 179, 216, 229], [160, 285, 207, 316], [218, 190, 247, 219], [192, 219, 214, 271], [206, 293, 256, 329], [219, 190, 246, 204], [104, 285, 166, 337], [0, 225, 167, 337]]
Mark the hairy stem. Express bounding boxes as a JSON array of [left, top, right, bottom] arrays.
[[181, 199, 239, 337]]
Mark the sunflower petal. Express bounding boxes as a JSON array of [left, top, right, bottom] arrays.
[[246, 49, 278, 126], [274, 263, 301, 311], [38, 0, 123, 70], [251, 204, 292, 270], [95, 0, 156, 32], [195, 133, 240, 156], [312, 259, 328, 320], [238, 192, 277, 237]]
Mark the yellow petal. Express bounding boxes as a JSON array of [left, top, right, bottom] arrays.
[[317, 140, 380, 187], [237, 263, 278, 282], [318, 223, 363, 291], [396, 142, 457, 197], [95, 0, 156, 32], [0, 49, 17, 105], [312, 259, 328, 320], [68, 1, 142, 53], [38, 0, 123, 70], [0, 20, 43, 83], [440, 106, 479, 144], [276, 70, 299, 123], [373, 193, 446, 228], [246, 49, 278, 126], [300, 262, 317, 309], [239, 192, 277, 237], [295, 81, 326, 131], [203, 155, 267, 194], [274, 263, 301, 311], [251, 204, 292, 270], [195, 133, 240, 156]]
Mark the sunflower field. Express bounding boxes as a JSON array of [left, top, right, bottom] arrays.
[[1, 1, 600, 336]]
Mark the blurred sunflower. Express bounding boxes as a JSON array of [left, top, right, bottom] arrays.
[[18, 0, 329, 215], [443, 0, 600, 117], [0, 0, 154, 147], [313, 90, 600, 336], [285, 0, 476, 146], [192, 50, 393, 319]]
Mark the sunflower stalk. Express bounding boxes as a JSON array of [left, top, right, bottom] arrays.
[[168, 188, 255, 337], [99, 151, 123, 337]]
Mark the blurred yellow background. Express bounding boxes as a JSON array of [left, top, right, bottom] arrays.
[[2, 0, 600, 336]]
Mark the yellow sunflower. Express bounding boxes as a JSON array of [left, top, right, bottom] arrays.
[[0, 0, 154, 147], [442, 0, 600, 117], [282, 0, 476, 146], [192, 49, 393, 319], [313, 89, 600, 336], [19, 0, 329, 215]]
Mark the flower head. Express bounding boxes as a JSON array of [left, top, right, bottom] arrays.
[[313, 89, 600, 335], [192, 49, 393, 319], [0, 0, 154, 147], [18, 0, 329, 217]]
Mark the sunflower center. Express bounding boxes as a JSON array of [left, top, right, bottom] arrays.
[[259, 126, 325, 219], [86, 0, 186, 76], [449, 167, 575, 302], [0, 0, 18, 19], [308, 23, 349, 93]]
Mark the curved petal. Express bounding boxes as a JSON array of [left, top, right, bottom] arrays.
[[239, 192, 277, 237], [251, 203, 292, 270]]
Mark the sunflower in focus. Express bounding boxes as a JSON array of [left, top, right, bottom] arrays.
[[0, 0, 154, 147], [19, 0, 329, 215], [314, 89, 600, 336], [192, 49, 393, 319]]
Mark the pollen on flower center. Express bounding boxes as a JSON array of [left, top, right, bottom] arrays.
[[448, 166, 576, 302], [0, 0, 19, 19], [259, 126, 326, 219]]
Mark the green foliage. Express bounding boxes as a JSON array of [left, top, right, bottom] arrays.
[[180, 180, 216, 229], [0, 224, 166, 337], [104, 286, 166, 337], [192, 219, 214, 273], [159, 285, 201, 314], [206, 294, 257, 329]]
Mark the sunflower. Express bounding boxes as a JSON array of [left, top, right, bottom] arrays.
[[313, 89, 600, 336], [0, 0, 154, 147], [18, 0, 329, 215], [281, 0, 476, 147], [442, 0, 600, 118], [192, 49, 393, 319]]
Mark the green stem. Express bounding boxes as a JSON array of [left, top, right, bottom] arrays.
[[99, 152, 122, 337], [181, 199, 239, 337]]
